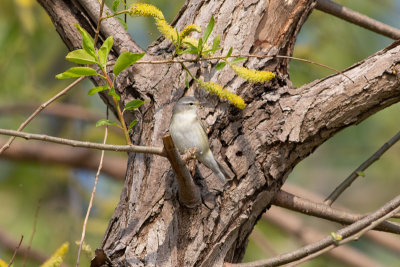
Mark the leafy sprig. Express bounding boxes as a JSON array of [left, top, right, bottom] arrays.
[[56, 25, 146, 144]]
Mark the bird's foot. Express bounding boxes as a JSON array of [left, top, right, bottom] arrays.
[[182, 147, 197, 163]]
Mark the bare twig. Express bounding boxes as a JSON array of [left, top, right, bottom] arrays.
[[76, 118, 108, 267], [162, 134, 201, 208], [134, 54, 353, 82], [8, 235, 23, 267], [315, 0, 400, 40], [289, 202, 400, 266], [226, 193, 400, 267], [0, 77, 85, 155], [263, 208, 383, 267], [0, 128, 165, 156], [22, 201, 40, 267], [272, 190, 400, 234], [325, 130, 400, 206], [0, 229, 48, 263], [282, 183, 400, 255]]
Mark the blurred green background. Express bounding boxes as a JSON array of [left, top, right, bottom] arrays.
[[0, 0, 399, 266]]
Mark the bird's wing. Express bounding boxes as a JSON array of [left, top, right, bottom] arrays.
[[200, 119, 207, 134]]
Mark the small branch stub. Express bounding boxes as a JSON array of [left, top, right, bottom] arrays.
[[162, 134, 201, 208]]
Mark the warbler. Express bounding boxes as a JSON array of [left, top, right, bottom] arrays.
[[169, 96, 228, 183]]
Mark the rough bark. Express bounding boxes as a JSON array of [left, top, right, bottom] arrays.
[[36, 0, 400, 266]]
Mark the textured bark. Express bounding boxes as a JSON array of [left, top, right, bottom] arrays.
[[37, 0, 400, 266]]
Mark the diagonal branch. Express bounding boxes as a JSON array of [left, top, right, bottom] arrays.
[[315, 0, 400, 39], [227, 193, 400, 267], [324, 130, 400, 205], [272, 190, 400, 234], [263, 208, 384, 267]]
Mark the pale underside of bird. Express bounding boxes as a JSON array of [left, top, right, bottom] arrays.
[[169, 96, 229, 182]]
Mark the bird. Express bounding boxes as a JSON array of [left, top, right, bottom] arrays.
[[169, 96, 229, 183]]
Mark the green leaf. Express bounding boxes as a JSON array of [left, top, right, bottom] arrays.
[[112, 0, 121, 12], [88, 85, 109, 95], [226, 47, 233, 58], [211, 34, 220, 52], [56, 67, 98, 79], [116, 17, 128, 31], [203, 16, 214, 44], [66, 49, 97, 65], [128, 120, 138, 132], [108, 88, 121, 101], [113, 52, 145, 76], [182, 42, 198, 54], [124, 99, 146, 111], [230, 57, 247, 65], [216, 61, 226, 71], [98, 36, 114, 67], [96, 119, 121, 128], [75, 24, 96, 58], [356, 171, 366, 177], [197, 38, 203, 55]]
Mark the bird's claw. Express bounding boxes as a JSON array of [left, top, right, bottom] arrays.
[[182, 147, 197, 163]]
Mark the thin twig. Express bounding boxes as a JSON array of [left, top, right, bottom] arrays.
[[93, 0, 105, 46], [0, 229, 48, 264], [272, 190, 400, 234], [0, 128, 165, 156], [325, 130, 400, 206], [8, 235, 23, 267], [288, 204, 400, 266], [76, 114, 108, 267], [226, 193, 400, 267], [22, 201, 40, 267], [0, 77, 85, 155], [263, 208, 383, 267], [134, 54, 353, 82], [315, 0, 400, 40]]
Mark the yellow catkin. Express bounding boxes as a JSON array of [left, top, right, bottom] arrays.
[[230, 64, 275, 83], [155, 18, 176, 42], [129, 3, 206, 50], [129, 3, 164, 20], [0, 259, 7, 267], [40, 242, 69, 267], [199, 80, 246, 109], [180, 24, 201, 40]]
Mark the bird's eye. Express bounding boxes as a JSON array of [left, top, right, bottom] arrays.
[[189, 102, 194, 105]]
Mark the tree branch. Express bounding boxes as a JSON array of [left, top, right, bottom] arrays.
[[282, 183, 400, 255], [324, 130, 400, 205], [262, 207, 383, 267], [226, 193, 400, 267], [162, 134, 201, 208], [0, 77, 84, 155], [272, 190, 400, 235], [315, 0, 400, 39], [0, 128, 165, 156]]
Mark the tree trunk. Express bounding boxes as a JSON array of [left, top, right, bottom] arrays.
[[37, 0, 400, 266]]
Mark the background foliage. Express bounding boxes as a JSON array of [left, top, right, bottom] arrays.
[[0, 0, 399, 266]]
